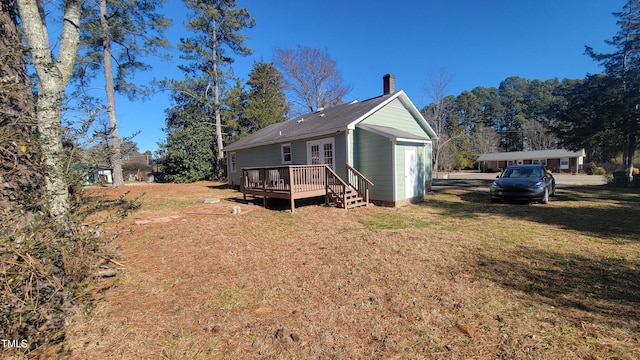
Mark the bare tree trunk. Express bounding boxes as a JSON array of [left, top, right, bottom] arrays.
[[212, 20, 224, 179], [100, 0, 123, 187], [36, 85, 70, 218], [426, 69, 453, 178], [622, 130, 636, 183], [16, 0, 81, 221]]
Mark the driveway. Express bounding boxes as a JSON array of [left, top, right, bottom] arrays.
[[431, 172, 607, 193], [434, 172, 607, 185]]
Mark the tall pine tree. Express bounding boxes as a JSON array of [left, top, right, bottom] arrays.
[[582, 0, 640, 182], [244, 61, 288, 133], [75, 0, 171, 186], [157, 78, 216, 182], [175, 0, 255, 179]]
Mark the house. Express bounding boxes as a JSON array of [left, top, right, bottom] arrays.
[[476, 149, 586, 173], [223, 74, 438, 211]]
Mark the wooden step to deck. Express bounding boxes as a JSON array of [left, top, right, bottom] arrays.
[[330, 189, 368, 209]]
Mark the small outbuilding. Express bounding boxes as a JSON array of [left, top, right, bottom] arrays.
[[223, 74, 438, 211], [477, 149, 586, 173]]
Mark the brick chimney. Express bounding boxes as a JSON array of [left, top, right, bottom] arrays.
[[383, 73, 394, 95]]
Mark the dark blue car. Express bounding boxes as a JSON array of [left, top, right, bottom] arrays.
[[490, 165, 556, 204]]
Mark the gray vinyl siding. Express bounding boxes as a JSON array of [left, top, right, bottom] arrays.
[[361, 98, 432, 137], [354, 129, 394, 202], [227, 143, 282, 186], [227, 133, 347, 185]]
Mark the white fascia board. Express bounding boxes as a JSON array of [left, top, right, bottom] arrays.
[[396, 138, 431, 144], [396, 91, 438, 139], [358, 123, 431, 144], [346, 90, 438, 140]]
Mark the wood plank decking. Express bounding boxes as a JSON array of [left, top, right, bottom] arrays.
[[241, 165, 373, 213]]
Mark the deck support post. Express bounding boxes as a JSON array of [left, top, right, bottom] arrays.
[[289, 167, 295, 213], [324, 170, 329, 206]]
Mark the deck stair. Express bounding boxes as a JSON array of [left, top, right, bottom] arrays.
[[327, 185, 367, 209]]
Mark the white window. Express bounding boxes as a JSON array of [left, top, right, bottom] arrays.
[[230, 152, 237, 173], [281, 144, 292, 164], [560, 158, 569, 169], [532, 159, 540, 165], [306, 138, 334, 168]]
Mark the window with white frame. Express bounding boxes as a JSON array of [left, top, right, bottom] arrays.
[[560, 158, 569, 169], [281, 144, 292, 164], [230, 152, 237, 173]]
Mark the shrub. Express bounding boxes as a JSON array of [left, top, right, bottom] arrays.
[[586, 162, 606, 175]]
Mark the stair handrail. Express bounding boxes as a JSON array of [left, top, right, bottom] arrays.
[[346, 164, 374, 203], [324, 165, 349, 207]]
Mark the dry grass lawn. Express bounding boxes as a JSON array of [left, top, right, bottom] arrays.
[[44, 180, 640, 358]]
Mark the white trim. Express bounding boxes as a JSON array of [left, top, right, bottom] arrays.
[[280, 143, 292, 164], [345, 129, 351, 166], [229, 152, 237, 173], [391, 140, 397, 202], [397, 137, 431, 144], [306, 137, 335, 168], [358, 123, 431, 144], [346, 90, 438, 139], [405, 148, 418, 199]]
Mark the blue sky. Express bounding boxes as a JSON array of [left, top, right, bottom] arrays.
[[113, 0, 625, 153]]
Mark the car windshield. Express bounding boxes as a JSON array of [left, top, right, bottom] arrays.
[[502, 167, 542, 178]]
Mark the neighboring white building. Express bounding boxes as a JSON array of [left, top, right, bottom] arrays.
[[477, 149, 586, 173]]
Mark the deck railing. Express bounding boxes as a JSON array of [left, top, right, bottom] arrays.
[[242, 166, 291, 192], [241, 164, 373, 210], [324, 166, 349, 206], [242, 165, 330, 193], [346, 164, 374, 203]]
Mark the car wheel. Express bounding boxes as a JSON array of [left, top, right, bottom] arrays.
[[541, 188, 549, 204]]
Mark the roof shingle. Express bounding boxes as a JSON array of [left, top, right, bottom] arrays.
[[223, 93, 395, 152]]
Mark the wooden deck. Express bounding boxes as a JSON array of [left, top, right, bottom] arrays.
[[241, 165, 372, 213]]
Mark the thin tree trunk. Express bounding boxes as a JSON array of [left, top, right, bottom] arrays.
[[100, 0, 124, 187], [212, 19, 224, 180], [16, 0, 81, 221], [623, 131, 636, 182]]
